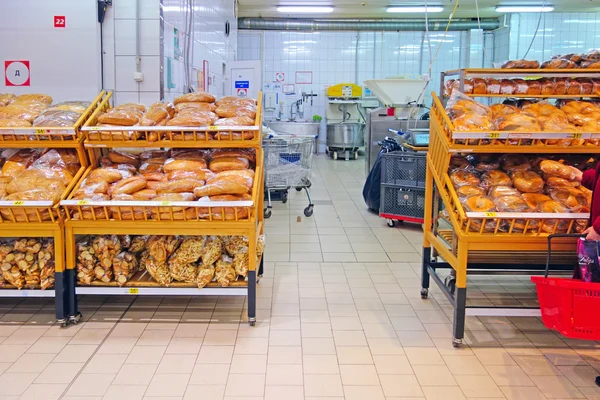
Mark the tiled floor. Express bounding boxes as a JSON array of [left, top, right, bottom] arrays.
[[0, 155, 599, 399]]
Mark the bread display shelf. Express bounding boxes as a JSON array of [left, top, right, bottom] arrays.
[[463, 94, 600, 99], [444, 68, 600, 78], [61, 163, 262, 222], [0, 91, 109, 144], [81, 93, 263, 148], [430, 93, 600, 153]]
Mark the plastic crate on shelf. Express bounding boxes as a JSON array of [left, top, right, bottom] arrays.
[[381, 151, 427, 188], [380, 185, 426, 223]]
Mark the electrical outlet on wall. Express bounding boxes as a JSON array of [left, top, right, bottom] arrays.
[[133, 72, 144, 82]]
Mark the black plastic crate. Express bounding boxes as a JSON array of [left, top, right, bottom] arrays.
[[380, 185, 425, 222], [381, 151, 426, 188]]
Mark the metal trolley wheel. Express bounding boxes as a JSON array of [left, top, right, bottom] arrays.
[[264, 208, 272, 218], [304, 205, 314, 217]]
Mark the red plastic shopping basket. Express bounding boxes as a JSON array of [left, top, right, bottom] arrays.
[[531, 234, 600, 340]]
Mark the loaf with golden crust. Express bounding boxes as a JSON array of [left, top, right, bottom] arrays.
[[163, 159, 208, 173], [174, 92, 216, 104], [209, 157, 250, 172], [193, 180, 249, 197]]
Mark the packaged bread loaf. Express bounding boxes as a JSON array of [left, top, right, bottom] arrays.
[[76, 238, 97, 284], [208, 157, 249, 172], [32, 110, 81, 127], [500, 59, 540, 69], [39, 243, 55, 289], [147, 236, 181, 264], [143, 253, 171, 285], [450, 170, 481, 187], [139, 105, 169, 127], [201, 236, 224, 267], [540, 160, 582, 181], [0, 119, 31, 127], [112, 177, 147, 196], [97, 108, 141, 126], [214, 116, 255, 126], [512, 171, 544, 193], [0, 94, 16, 107], [167, 169, 214, 181], [163, 159, 208, 173], [174, 92, 216, 104], [193, 180, 249, 197], [91, 235, 122, 283], [113, 251, 138, 285], [175, 102, 216, 113], [155, 179, 204, 194], [166, 114, 215, 127], [216, 96, 256, 107], [196, 265, 215, 288], [214, 256, 236, 287]]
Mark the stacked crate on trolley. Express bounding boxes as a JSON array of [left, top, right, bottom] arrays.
[[60, 92, 265, 326], [263, 133, 315, 218], [380, 148, 427, 226], [422, 68, 600, 347], [0, 91, 108, 326]]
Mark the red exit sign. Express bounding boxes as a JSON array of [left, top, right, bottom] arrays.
[[54, 16, 66, 28]]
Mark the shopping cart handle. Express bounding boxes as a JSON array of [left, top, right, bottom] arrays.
[[388, 129, 404, 136], [545, 233, 586, 278]]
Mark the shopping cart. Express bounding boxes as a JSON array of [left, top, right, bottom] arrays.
[[263, 134, 315, 218], [531, 234, 600, 340]]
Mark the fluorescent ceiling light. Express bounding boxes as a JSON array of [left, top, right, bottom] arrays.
[[277, 6, 334, 13], [495, 5, 554, 12], [386, 6, 444, 13]]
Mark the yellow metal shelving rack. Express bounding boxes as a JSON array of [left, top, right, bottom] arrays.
[[0, 91, 108, 326], [61, 93, 265, 326], [424, 68, 600, 347]]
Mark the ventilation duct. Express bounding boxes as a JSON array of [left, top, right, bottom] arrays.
[[238, 17, 500, 31]]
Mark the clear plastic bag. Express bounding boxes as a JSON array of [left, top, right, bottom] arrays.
[[215, 256, 236, 287], [445, 90, 492, 120], [196, 265, 215, 288], [113, 251, 139, 286], [77, 238, 97, 284], [201, 236, 224, 267], [33, 110, 81, 127]]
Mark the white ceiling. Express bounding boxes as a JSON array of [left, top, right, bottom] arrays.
[[238, 0, 600, 19]]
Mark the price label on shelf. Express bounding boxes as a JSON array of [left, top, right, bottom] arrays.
[[34, 129, 46, 134], [12, 201, 24, 205], [128, 288, 139, 294], [487, 133, 500, 139], [571, 132, 583, 139], [77, 200, 89, 205], [208, 126, 218, 131], [159, 201, 171, 206], [485, 212, 497, 217]]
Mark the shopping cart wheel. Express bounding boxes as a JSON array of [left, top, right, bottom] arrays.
[[264, 209, 272, 218], [282, 192, 288, 204], [249, 318, 256, 326], [354, 152, 359, 160], [444, 275, 456, 295], [387, 219, 395, 227], [333, 151, 338, 160], [420, 288, 429, 299], [304, 205, 314, 217], [306, 181, 311, 188], [452, 337, 463, 348]]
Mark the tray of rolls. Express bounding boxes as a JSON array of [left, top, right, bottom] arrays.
[[0, 238, 55, 290], [76, 234, 264, 288], [81, 92, 261, 146], [0, 148, 84, 223], [443, 154, 592, 235], [433, 91, 600, 147], [0, 91, 106, 142], [61, 148, 259, 222]]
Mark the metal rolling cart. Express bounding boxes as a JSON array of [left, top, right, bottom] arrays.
[[422, 68, 600, 347], [263, 133, 315, 218], [0, 91, 107, 326], [61, 92, 265, 326]]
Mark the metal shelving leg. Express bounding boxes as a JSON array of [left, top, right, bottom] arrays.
[[248, 270, 256, 326], [55, 271, 68, 327], [65, 226, 81, 325], [258, 255, 264, 279], [420, 248, 431, 299], [453, 287, 466, 347]]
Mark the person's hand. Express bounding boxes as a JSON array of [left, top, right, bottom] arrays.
[[583, 226, 600, 241], [573, 168, 584, 182]]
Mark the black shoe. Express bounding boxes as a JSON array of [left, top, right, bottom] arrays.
[[596, 376, 600, 387]]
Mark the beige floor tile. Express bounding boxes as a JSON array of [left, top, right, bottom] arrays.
[[267, 364, 304, 385], [0, 344, 30, 363], [455, 375, 503, 398], [343, 385, 385, 400], [301, 322, 333, 338], [18, 383, 67, 400], [234, 337, 268, 354], [397, 330, 435, 347], [110, 360, 156, 384], [405, 347, 445, 365], [558, 365, 600, 387], [83, 354, 127, 374], [173, 323, 208, 338], [270, 316, 301, 331], [137, 329, 174, 346], [473, 348, 518, 366], [333, 330, 367, 346], [265, 385, 304, 400], [304, 374, 344, 397], [110, 323, 147, 338], [35, 362, 84, 384], [413, 364, 457, 386], [380, 374, 424, 397], [69, 328, 110, 345], [25, 336, 70, 354], [269, 330, 301, 346], [330, 316, 362, 331], [480, 364, 533, 388], [102, 385, 147, 400], [362, 323, 396, 338], [97, 337, 138, 355], [157, 354, 196, 374], [339, 364, 380, 386], [6, 353, 54, 373], [189, 364, 230, 385], [146, 373, 190, 397], [125, 345, 166, 364], [500, 385, 547, 400], [230, 354, 267, 374], [302, 337, 336, 355], [390, 316, 425, 331], [0, 372, 39, 396], [443, 355, 488, 375], [66, 373, 116, 397], [165, 337, 203, 355], [367, 337, 405, 355], [202, 329, 237, 346], [373, 354, 413, 375], [421, 386, 467, 400], [53, 344, 98, 363], [268, 346, 302, 364], [183, 384, 225, 400], [530, 375, 586, 399], [303, 354, 340, 374], [225, 373, 266, 397], [337, 346, 373, 365], [196, 345, 234, 364], [513, 355, 561, 376]]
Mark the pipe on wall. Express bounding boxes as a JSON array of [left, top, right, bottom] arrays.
[[238, 18, 500, 31]]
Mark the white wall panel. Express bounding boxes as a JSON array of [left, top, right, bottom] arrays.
[[0, 0, 101, 102]]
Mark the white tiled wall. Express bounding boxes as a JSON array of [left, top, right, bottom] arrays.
[[508, 13, 600, 61], [103, 0, 237, 105]]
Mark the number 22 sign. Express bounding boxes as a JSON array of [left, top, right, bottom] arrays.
[[54, 16, 66, 28]]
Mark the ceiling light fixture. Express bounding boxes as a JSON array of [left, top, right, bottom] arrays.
[[276, 6, 334, 13], [386, 6, 444, 13], [495, 5, 554, 12]]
